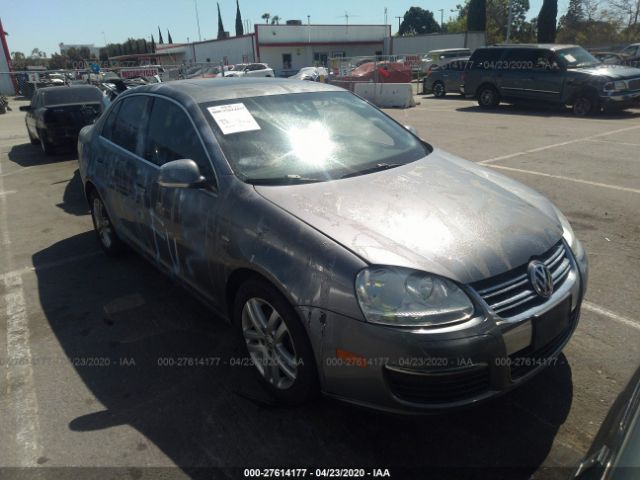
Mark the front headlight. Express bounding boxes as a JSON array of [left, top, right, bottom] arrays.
[[604, 80, 627, 91], [553, 206, 584, 259], [355, 267, 475, 327]]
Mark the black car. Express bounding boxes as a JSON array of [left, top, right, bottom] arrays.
[[462, 44, 640, 115], [574, 366, 640, 479], [20, 85, 104, 154]]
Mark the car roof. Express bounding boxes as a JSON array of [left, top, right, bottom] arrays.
[[119, 78, 345, 104], [482, 44, 578, 51], [428, 48, 471, 53], [37, 85, 101, 92]]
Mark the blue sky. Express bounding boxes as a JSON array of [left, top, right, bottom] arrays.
[[3, 0, 564, 56]]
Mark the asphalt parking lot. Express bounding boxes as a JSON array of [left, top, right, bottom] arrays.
[[1, 93, 639, 480]]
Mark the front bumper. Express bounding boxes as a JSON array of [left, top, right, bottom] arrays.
[[599, 90, 640, 108], [300, 246, 586, 414]]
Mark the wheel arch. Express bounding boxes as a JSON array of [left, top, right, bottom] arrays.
[[475, 81, 499, 98], [225, 267, 299, 324]]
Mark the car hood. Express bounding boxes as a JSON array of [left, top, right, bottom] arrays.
[[254, 149, 564, 284], [576, 65, 640, 80]]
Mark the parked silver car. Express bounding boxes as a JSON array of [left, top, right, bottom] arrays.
[[424, 57, 469, 97], [78, 78, 588, 413]]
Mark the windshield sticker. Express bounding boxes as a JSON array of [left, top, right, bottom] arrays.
[[564, 54, 576, 63], [207, 103, 261, 135]]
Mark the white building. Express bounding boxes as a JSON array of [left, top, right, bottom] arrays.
[[155, 23, 392, 76]]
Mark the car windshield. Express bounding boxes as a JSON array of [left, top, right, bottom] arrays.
[[201, 91, 431, 184], [557, 47, 601, 68], [42, 87, 102, 105]]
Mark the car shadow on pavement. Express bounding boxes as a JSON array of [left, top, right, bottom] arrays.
[[56, 169, 89, 216], [34, 232, 574, 480], [7, 142, 77, 167], [457, 103, 640, 119]]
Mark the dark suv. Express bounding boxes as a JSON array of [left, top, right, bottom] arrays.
[[462, 44, 640, 115]]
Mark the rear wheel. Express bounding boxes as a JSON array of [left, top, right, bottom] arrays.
[[234, 278, 319, 405], [89, 190, 125, 256], [432, 81, 446, 98], [477, 85, 500, 109]]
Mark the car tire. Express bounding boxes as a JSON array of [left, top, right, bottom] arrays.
[[573, 93, 598, 116], [477, 85, 500, 109], [89, 190, 126, 256], [233, 278, 319, 405], [432, 81, 446, 98], [38, 129, 54, 155]]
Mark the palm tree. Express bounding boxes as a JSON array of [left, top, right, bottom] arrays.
[[271, 15, 281, 25], [261, 13, 270, 23]]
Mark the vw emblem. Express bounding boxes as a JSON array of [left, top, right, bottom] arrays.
[[528, 260, 553, 298]]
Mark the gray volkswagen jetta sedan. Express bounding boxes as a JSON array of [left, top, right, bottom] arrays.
[[78, 78, 588, 413]]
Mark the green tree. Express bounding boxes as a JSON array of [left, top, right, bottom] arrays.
[[235, 0, 244, 36], [558, 0, 584, 30], [217, 3, 226, 39], [467, 0, 487, 31], [261, 13, 271, 23], [537, 0, 558, 42], [486, 0, 531, 43], [271, 15, 281, 24], [398, 7, 441, 36]]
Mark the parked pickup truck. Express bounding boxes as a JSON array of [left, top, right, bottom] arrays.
[[20, 85, 104, 155]]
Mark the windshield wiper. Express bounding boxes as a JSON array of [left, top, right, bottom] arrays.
[[246, 174, 324, 185], [340, 163, 402, 179]]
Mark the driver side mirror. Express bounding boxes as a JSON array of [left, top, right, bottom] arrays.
[[19, 105, 32, 112], [157, 159, 207, 189], [244, 68, 250, 73]]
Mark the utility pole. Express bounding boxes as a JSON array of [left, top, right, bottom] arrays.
[[384, 7, 388, 25], [506, 0, 513, 43], [194, 0, 202, 41], [395, 16, 402, 32], [438, 9, 444, 27]]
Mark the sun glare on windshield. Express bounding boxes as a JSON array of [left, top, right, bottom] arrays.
[[287, 121, 335, 166]]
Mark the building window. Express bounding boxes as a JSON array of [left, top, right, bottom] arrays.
[[331, 51, 346, 58], [313, 52, 328, 66], [282, 53, 292, 69]]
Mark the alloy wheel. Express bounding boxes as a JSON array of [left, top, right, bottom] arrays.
[[241, 297, 298, 390], [92, 197, 113, 249]]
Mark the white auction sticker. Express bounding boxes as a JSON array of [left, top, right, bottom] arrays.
[[207, 103, 261, 135]]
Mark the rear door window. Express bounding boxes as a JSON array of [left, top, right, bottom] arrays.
[[471, 49, 503, 69], [101, 101, 122, 141], [110, 96, 151, 156]]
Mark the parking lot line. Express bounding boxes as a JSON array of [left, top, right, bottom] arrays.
[[583, 301, 639, 331], [479, 124, 640, 165], [586, 138, 640, 148], [486, 164, 640, 194], [0, 250, 102, 284], [0, 157, 42, 466]]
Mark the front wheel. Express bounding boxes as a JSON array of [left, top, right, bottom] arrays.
[[89, 190, 125, 256], [477, 85, 500, 109], [234, 278, 319, 405], [573, 94, 598, 116], [432, 81, 446, 98]]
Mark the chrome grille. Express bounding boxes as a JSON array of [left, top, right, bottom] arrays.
[[628, 78, 640, 91], [471, 242, 572, 318]]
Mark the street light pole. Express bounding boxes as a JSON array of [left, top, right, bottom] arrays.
[[194, 0, 202, 41], [506, 0, 513, 42], [438, 9, 444, 27]]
